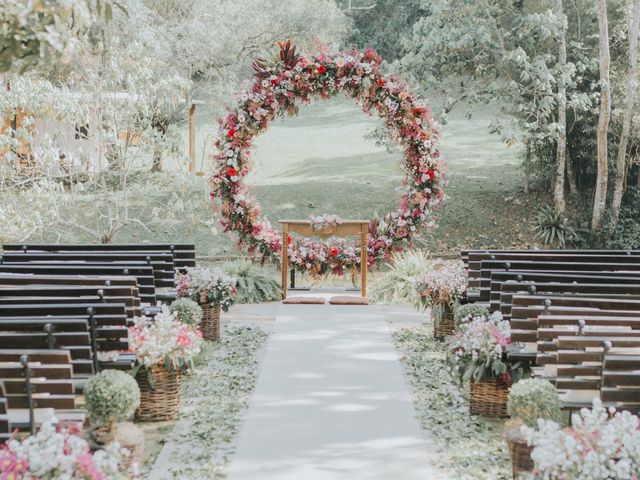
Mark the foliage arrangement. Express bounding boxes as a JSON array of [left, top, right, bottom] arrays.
[[368, 250, 433, 306], [155, 327, 268, 478], [447, 312, 524, 385], [210, 40, 445, 277], [169, 298, 203, 328], [175, 266, 237, 311], [523, 399, 640, 479], [393, 327, 510, 479], [453, 303, 489, 327], [128, 307, 203, 373], [84, 369, 141, 427], [534, 205, 574, 248], [507, 378, 563, 429], [222, 260, 282, 304], [0, 419, 126, 479], [414, 259, 467, 308]]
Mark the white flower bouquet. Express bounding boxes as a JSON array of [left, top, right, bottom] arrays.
[[414, 259, 468, 309], [523, 399, 640, 479], [175, 266, 237, 311], [0, 419, 127, 479], [128, 307, 203, 374], [447, 312, 524, 385]]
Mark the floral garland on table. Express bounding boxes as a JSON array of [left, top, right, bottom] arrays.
[[128, 307, 203, 376], [175, 266, 237, 311], [523, 399, 640, 479], [0, 419, 127, 479], [447, 312, 526, 386], [210, 40, 445, 277], [308, 214, 343, 232]]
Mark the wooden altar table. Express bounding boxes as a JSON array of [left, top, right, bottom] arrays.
[[279, 220, 369, 299]]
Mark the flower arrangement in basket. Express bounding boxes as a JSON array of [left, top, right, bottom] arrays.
[[415, 260, 467, 339], [129, 307, 203, 421], [447, 312, 526, 417], [0, 419, 127, 479], [523, 399, 640, 479], [175, 266, 237, 341], [505, 379, 563, 477]]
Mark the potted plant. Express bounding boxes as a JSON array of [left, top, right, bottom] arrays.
[[415, 260, 467, 340], [453, 302, 489, 327], [0, 419, 127, 478], [175, 266, 237, 341], [129, 307, 203, 421], [523, 399, 640, 479], [505, 379, 563, 477], [169, 298, 203, 328], [447, 312, 526, 417], [84, 369, 142, 471]]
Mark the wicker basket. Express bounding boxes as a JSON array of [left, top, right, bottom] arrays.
[[433, 302, 455, 340], [507, 437, 534, 478], [114, 422, 145, 472], [201, 303, 221, 341], [135, 365, 181, 422], [469, 376, 509, 418]]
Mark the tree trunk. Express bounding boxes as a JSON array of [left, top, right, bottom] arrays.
[[524, 140, 530, 194], [554, 0, 567, 213], [610, 0, 640, 222], [591, 0, 611, 231], [566, 147, 577, 194]]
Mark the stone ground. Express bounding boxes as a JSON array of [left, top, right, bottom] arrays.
[[149, 292, 448, 479]]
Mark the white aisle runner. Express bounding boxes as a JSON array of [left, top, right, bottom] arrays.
[[226, 304, 446, 480]]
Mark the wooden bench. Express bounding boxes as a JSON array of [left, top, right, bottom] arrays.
[[496, 282, 640, 318], [0, 351, 84, 433], [0, 272, 155, 304], [487, 270, 640, 303], [0, 254, 175, 289], [3, 243, 196, 269]]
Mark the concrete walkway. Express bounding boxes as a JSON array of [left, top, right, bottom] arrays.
[[226, 303, 446, 480]]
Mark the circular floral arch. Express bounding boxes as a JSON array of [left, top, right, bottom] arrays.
[[210, 41, 445, 277]]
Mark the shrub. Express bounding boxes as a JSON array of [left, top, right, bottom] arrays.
[[369, 250, 432, 306], [453, 303, 489, 326], [534, 205, 574, 248], [84, 369, 141, 426], [222, 260, 282, 303], [507, 378, 562, 428], [169, 298, 203, 327]]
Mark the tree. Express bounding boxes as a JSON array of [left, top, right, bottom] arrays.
[[0, 0, 122, 72], [591, 0, 611, 231], [554, 0, 568, 213], [610, 0, 640, 222]]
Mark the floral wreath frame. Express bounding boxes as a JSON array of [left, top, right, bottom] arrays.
[[210, 41, 445, 277]]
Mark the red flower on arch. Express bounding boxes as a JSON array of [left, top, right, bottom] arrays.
[[317, 65, 327, 74], [227, 129, 236, 139], [226, 167, 238, 177]]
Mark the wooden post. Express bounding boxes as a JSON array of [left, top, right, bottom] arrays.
[[281, 227, 289, 299], [360, 228, 367, 298], [188, 103, 196, 173]]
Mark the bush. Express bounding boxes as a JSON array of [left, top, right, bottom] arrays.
[[453, 303, 489, 326], [84, 370, 140, 426], [222, 260, 282, 303], [507, 378, 563, 428], [369, 250, 432, 306], [169, 298, 203, 327], [534, 205, 574, 248]]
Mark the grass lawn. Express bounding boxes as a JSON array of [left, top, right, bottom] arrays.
[[168, 95, 543, 257]]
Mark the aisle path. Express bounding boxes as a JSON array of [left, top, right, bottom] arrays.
[[226, 303, 446, 480]]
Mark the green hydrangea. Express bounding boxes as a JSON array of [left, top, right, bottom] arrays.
[[453, 303, 489, 326], [84, 369, 140, 426], [507, 378, 563, 428], [170, 298, 203, 327]]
